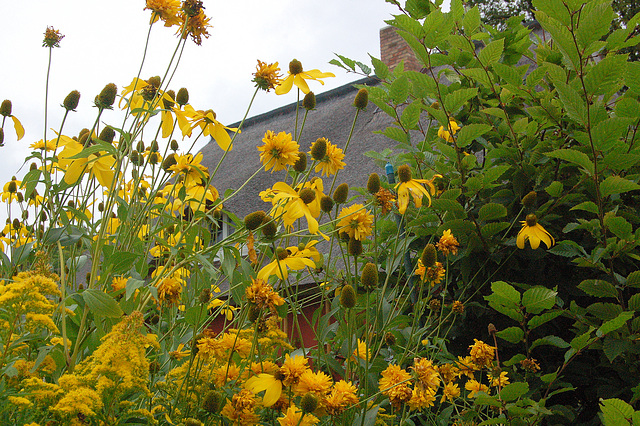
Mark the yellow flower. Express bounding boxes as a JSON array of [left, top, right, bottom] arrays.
[[58, 137, 117, 188], [208, 298, 237, 321], [111, 276, 128, 292], [145, 0, 181, 27], [438, 119, 460, 143], [437, 229, 459, 256], [167, 152, 209, 185], [295, 370, 333, 397], [412, 358, 440, 392], [29, 138, 57, 151], [488, 371, 510, 387], [517, 214, 555, 249], [379, 364, 413, 408], [277, 405, 319, 426], [337, 204, 373, 241], [245, 278, 285, 314], [469, 339, 495, 368], [266, 181, 321, 234], [178, 9, 211, 45], [258, 130, 300, 172], [257, 241, 321, 281], [42, 26, 64, 48], [351, 339, 371, 362], [245, 354, 309, 406], [2, 178, 21, 203], [441, 382, 460, 402], [465, 379, 489, 398], [324, 380, 359, 415], [311, 138, 345, 177], [275, 59, 335, 95], [0, 100, 24, 141], [394, 165, 439, 214], [253, 60, 283, 92], [408, 388, 436, 411], [174, 105, 238, 150], [220, 389, 260, 425]]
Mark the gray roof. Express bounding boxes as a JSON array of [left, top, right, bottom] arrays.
[[199, 76, 397, 220]]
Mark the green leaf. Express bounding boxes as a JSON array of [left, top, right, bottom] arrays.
[[600, 398, 634, 426], [496, 327, 524, 344], [500, 382, 529, 402], [545, 181, 563, 197], [547, 149, 594, 175], [604, 214, 633, 240], [478, 203, 507, 221], [481, 222, 509, 238], [570, 331, 592, 351], [626, 62, 640, 94], [597, 311, 633, 337], [370, 55, 389, 79], [600, 176, 640, 198], [478, 38, 504, 65], [553, 80, 587, 126], [490, 281, 521, 305], [627, 271, 640, 288], [528, 310, 564, 329], [578, 279, 618, 298], [548, 240, 586, 257], [400, 100, 422, 129], [576, 2, 614, 52], [535, 10, 580, 70], [530, 335, 570, 350], [105, 251, 139, 275], [584, 55, 626, 96], [21, 168, 42, 199], [570, 201, 599, 214], [461, 68, 493, 87], [592, 118, 628, 152], [455, 124, 491, 148], [444, 88, 478, 114], [125, 278, 144, 301], [462, 5, 481, 35], [492, 62, 523, 86], [522, 287, 557, 314], [481, 107, 507, 119], [390, 75, 410, 104], [82, 289, 123, 318], [602, 337, 630, 363], [587, 303, 623, 320], [383, 126, 408, 144]]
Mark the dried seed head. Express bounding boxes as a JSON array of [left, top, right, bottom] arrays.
[[348, 237, 363, 257], [98, 127, 115, 143], [301, 393, 319, 414], [289, 59, 303, 75], [340, 284, 356, 309], [421, 243, 437, 268], [261, 216, 277, 238], [63, 90, 81, 111], [244, 210, 267, 230], [199, 288, 211, 304], [522, 191, 537, 208], [367, 173, 381, 194], [0, 100, 12, 117], [29, 162, 37, 171], [361, 262, 378, 290], [320, 195, 334, 213], [333, 183, 349, 204], [95, 83, 117, 109], [136, 140, 145, 152], [354, 88, 369, 110], [293, 151, 307, 172], [276, 247, 289, 261], [384, 332, 396, 346], [149, 140, 159, 152], [398, 165, 412, 183], [162, 153, 177, 171], [299, 188, 316, 204], [303, 91, 316, 110], [176, 88, 189, 106], [310, 137, 328, 161]]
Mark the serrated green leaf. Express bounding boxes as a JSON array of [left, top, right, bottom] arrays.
[[530, 335, 570, 350], [481, 222, 509, 238], [461, 68, 493, 87], [478, 203, 507, 221], [553, 80, 587, 126], [478, 38, 504, 65], [456, 124, 491, 148], [522, 287, 557, 314], [627, 271, 640, 288], [535, 10, 580, 70], [401, 100, 422, 129], [600, 176, 640, 198], [615, 97, 640, 118], [496, 326, 524, 344], [431, 198, 465, 215], [500, 382, 529, 402], [545, 181, 563, 197], [600, 398, 634, 426], [125, 278, 144, 301], [585, 55, 626, 96], [490, 281, 521, 305], [528, 310, 564, 329], [576, 2, 614, 52], [602, 338, 630, 363], [626, 58, 640, 93], [587, 303, 623, 320], [82, 289, 123, 318], [389, 75, 410, 105], [383, 126, 408, 144], [444, 88, 478, 114], [578, 279, 618, 298], [462, 5, 481, 35], [481, 107, 507, 119], [370, 55, 389, 79], [547, 149, 594, 175], [570, 201, 599, 214], [593, 118, 628, 152], [604, 214, 633, 240], [570, 331, 592, 351], [548, 240, 586, 257], [597, 311, 633, 337]]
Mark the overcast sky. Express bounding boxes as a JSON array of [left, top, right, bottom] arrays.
[[0, 0, 405, 190]]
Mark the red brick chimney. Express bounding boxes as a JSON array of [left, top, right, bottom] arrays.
[[380, 26, 422, 72]]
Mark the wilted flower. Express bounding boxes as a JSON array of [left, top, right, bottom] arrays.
[[43, 26, 64, 48], [253, 60, 283, 92]]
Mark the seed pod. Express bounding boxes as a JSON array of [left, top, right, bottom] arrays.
[[333, 183, 349, 204], [421, 243, 437, 268], [176, 88, 189, 106], [63, 90, 81, 111], [0, 100, 12, 116], [340, 284, 356, 309], [199, 288, 211, 304], [301, 393, 319, 413], [367, 173, 381, 194], [353, 88, 369, 110], [303, 91, 316, 110], [398, 165, 412, 183], [95, 83, 117, 108], [261, 215, 277, 238], [310, 137, 328, 161], [244, 210, 267, 230], [29, 162, 37, 171], [293, 151, 307, 172], [136, 140, 145, 152], [320, 195, 334, 213], [98, 127, 115, 143], [289, 59, 303, 75], [522, 191, 537, 208], [170, 139, 179, 151], [149, 140, 159, 152], [299, 188, 315, 204], [162, 153, 177, 171], [202, 391, 224, 414], [163, 90, 175, 109], [248, 305, 261, 323], [348, 237, 363, 257], [361, 262, 378, 290]]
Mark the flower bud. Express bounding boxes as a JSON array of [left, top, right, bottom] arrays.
[[63, 90, 80, 111], [130, 150, 141, 165], [333, 183, 349, 204], [522, 191, 537, 208], [303, 91, 316, 110], [293, 152, 307, 172], [162, 153, 177, 172], [320, 195, 334, 213], [136, 140, 145, 152], [170, 139, 179, 151], [451, 300, 464, 314], [98, 202, 104, 212], [301, 393, 319, 414], [98, 126, 115, 143], [361, 262, 378, 290], [289, 59, 303, 75], [16, 193, 24, 203], [299, 188, 315, 204], [367, 173, 381, 194], [176, 88, 189, 106], [261, 215, 277, 238], [29, 162, 37, 171], [149, 140, 159, 152], [354, 88, 369, 110], [348, 237, 363, 257], [421, 243, 437, 268], [0, 100, 12, 117], [398, 165, 412, 183], [95, 83, 117, 109], [310, 137, 327, 161], [244, 210, 266, 231], [340, 284, 356, 309]]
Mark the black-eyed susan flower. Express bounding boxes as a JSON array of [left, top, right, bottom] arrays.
[[517, 214, 555, 249], [337, 204, 373, 241], [258, 130, 300, 172], [310, 138, 345, 177], [245, 354, 309, 407], [395, 165, 439, 214], [253, 60, 283, 92], [174, 105, 238, 150], [265, 181, 322, 235], [275, 59, 335, 95], [438, 119, 460, 143]]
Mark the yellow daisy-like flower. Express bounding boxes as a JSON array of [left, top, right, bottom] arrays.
[[257, 241, 321, 281], [517, 214, 555, 249], [111, 276, 129, 292], [412, 358, 440, 392], [438, 119, 460, 143], [145, 0, 181, 27], [394, 165, 439, 214], [277, 405, 319, 426], [253, 60, 283, 92], [258, 130, 300, 172], [265, 181, 321, 234], [178, 9, 211, 45], [351, 338, 371, 362], [408, 388, 436, 411], [337, 204, 373, 241], [437, 229, 460, 256], [441, 382, 461, 402], [275, 59, 335, 95], [173, 105, 238, 150], [29, 138, 57, 152], [245, 278, 285, 314], [311, 138, 345, 177], [465, 379, 489, 398], [488, 371, 510, 387], [58, 137, 117, 189], [469, 339, 495, 368], [295, 370, 333, 397], [379, 364, 413, 409], [167, 152, 209, 185]]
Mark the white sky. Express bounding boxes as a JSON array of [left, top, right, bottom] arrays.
[[0, 0, 403, 189]]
